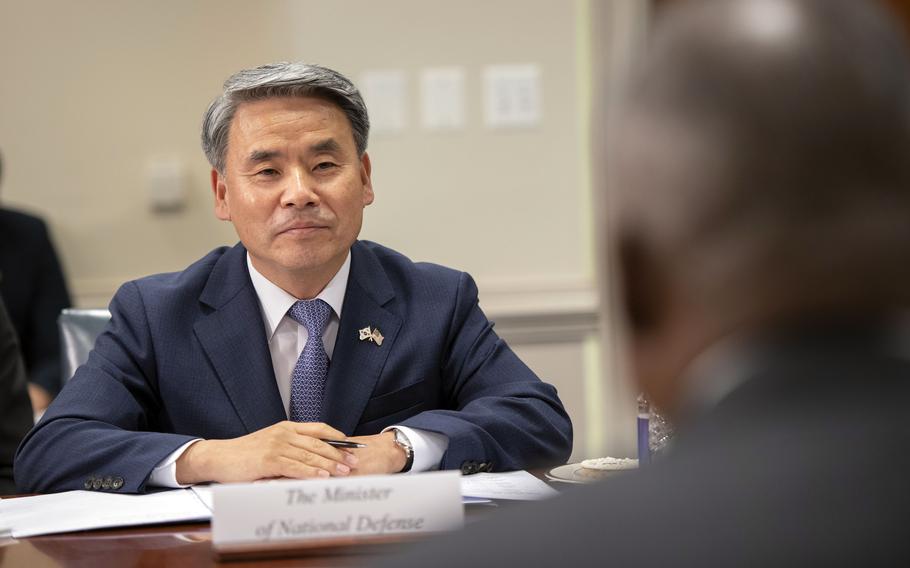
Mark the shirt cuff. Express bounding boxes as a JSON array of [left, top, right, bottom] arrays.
[[147, 439, 203, 488], [383, 426, 449, 474]]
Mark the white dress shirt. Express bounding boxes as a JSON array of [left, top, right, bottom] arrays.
[[148, 251, 447, 487]]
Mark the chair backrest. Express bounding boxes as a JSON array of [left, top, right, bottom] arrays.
[[58, 308, 111, 382]]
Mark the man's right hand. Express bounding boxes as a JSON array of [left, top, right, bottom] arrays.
[[174, 421, 359, 485]]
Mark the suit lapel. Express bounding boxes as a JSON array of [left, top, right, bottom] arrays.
[[193, 244, 286, 433], [322, 242, 402, 435]]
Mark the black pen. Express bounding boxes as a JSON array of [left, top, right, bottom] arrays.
[[320, 439, 367, 449]]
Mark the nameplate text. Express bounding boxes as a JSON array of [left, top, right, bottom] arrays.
[[211, 471, 463, 550]]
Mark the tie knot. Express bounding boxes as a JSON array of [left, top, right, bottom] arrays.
[[288, 299, 332, 336]]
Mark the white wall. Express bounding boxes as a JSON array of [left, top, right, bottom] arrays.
[[0, 0, 643, 461]]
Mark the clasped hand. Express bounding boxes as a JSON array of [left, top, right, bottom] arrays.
[[175, 421, 405, 484]]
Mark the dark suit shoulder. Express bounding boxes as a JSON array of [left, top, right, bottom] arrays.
[[355, 240, 465, 293], [117, 245, 234, 311], [0, 207, 50, 239]]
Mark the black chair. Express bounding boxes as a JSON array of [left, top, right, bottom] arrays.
[[58, 308, 111, 382]]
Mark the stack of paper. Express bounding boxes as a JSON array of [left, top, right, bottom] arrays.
[[0, 489, 212, 538], [460, 470, 559, 501]]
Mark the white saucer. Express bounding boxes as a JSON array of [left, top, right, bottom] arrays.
[[547, 461, 639, 484], [545, 463, 588, 484]]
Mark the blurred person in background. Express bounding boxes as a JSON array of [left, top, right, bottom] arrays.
[[0, 149, 72, 413], [0, 296, 32, 494], [379, 0, 910, 565]]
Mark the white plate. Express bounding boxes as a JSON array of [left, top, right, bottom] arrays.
[[545, 463, 588, 484], [546, 462, 638, 484]]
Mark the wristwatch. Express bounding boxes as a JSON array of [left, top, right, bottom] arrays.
[[392, 428, 414, 473]]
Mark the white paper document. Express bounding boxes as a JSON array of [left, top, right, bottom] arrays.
[[191, 485, 214, 511], [0, 489, 212, 538], [460, 471, 559, 501]]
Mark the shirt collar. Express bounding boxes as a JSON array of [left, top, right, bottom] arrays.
[[246, 251, 351, 340]]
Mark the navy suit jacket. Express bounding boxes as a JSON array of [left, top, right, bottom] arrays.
[[15, 241, 572, 493]]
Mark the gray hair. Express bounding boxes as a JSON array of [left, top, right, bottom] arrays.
[[201, 62, 370, 173], [617, 0, 910, 319]]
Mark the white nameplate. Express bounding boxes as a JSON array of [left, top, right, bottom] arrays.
[[211, 471, 463, 552]]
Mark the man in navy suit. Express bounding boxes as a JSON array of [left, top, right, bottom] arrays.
[[14, 63, 572, 493]]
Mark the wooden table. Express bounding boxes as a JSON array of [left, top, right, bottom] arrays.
[[0, 472, 563, 567]]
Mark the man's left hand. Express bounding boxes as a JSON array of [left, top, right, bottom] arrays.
[[347, 431, 407, 475]]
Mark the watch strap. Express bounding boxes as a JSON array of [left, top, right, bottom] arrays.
[[393, 428, 414, 473]]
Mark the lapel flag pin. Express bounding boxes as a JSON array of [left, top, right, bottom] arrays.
[[359, 326, 384, 346]]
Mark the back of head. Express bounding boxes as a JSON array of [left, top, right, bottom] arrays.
[[618, 0, 910, 329], [614, 0, 910, 410]]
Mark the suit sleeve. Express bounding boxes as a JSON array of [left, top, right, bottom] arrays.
[[14, 282, 195, 494], [397, 272, 573, 471]]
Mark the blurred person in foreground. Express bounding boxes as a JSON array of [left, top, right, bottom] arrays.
[[14, 63, 572, 494], [380, 0, 910, 565], [0, 296, 32, 494], [0, 150, 72, 413]]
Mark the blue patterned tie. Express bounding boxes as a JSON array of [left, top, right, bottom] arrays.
[[287, 299, 332, 422]]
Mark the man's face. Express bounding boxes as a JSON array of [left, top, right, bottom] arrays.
[[212, 96, 374, 291]]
